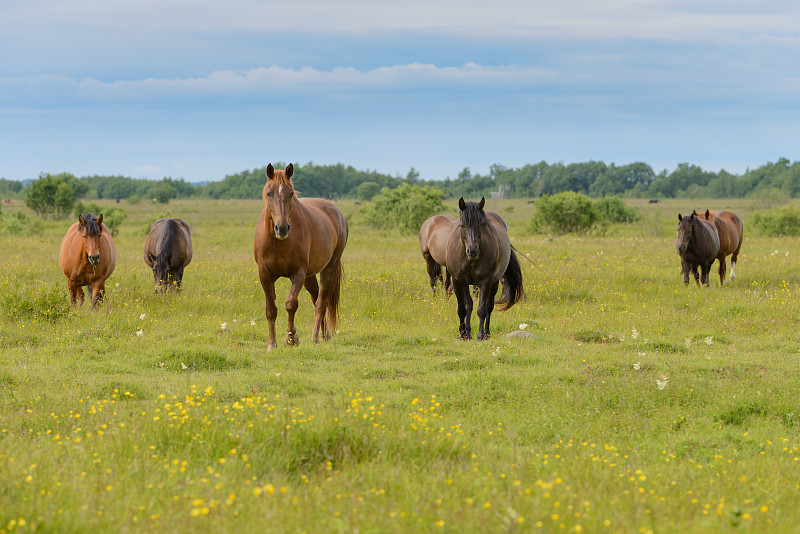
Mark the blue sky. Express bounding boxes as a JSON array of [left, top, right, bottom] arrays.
[[2, 0, 799, 183]]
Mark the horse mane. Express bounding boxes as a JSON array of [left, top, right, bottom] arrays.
[[459, 201, 488, 227], [155, 219, 179, 267], [81, 213, 102, 236]]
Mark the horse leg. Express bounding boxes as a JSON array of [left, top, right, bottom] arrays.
[[718, 256, 727, 285], [90, 283, 104, 308], [175, 266, 185, 291], [453, 279, 473, 340], [303, 275, 327, 341], [258, 273, 279, 350], [284, 272, 305, 347], [67, 281, 80, 305], [681, 259, 691, 285], [423, 252, 442, 294], [477, 281, 499, 341], [700, 262, 711, 286], [444, 269, 453, 295]]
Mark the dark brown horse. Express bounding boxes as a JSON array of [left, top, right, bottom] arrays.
[[693, 209, 743, 284], [59, 213, 117, 306], [676, 212, 719, 286], [144, 218, 193, 292], [419, 211, 509, 295], [254, 163, 348, 350], [445, 198, 524, 340]]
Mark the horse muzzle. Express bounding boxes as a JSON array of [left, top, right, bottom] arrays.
[[466, 247, 480, 261], [676, 245, 687, 255], [88, 254, 100, 265], [274, 224, 290, 240]]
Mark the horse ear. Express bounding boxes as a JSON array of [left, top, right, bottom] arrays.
[[79, 214, 86, 228], [148, 252, 157, 263], [266, 163, 275, 180], [458, 198, 466, 210], [689, 213, 695, 221], [478, 197, 485, 210], [96, 214, 103, 229], [678, 214, 682, 222], [285, 163, 294, 179], [692, 209, 698, 216], [705, 209, 710, 219]]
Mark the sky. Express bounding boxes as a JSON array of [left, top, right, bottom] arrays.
[[2, 0, 799, 183]]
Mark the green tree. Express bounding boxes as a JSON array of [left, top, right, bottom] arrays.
[[357, 182, 381, 202], [25, 173, 76, 218], [531, 191, 599, 234], [362, 183, 444, 234]]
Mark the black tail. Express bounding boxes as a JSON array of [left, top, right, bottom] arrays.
[[495, 249, 525, 311]]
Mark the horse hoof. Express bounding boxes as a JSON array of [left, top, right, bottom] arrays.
[[267, 343, 277, 351], [285, 333, 299, 347]]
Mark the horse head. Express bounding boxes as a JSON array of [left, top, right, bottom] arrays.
[[263, 163, 295, 240], [676, 213, 695, 255], [458, 197, 486, 261], [79, 213, 104, 266], [148, 251, 169, 292]]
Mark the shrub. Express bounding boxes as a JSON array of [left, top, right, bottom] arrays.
[[531, 191, 599, 234], [2, 282, 70, 322], [0, 211, 44, 235], [25, 173, 76, 219], [140, 211, 173, 236], [73, 202, 128, 236], [751, 205, 800, 236], [356, 181, 381, 202], [362, 184, 444, 234], [594, 196, 639, 223]]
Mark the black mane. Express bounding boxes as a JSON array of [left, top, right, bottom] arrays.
[[459, 201, 487, 228], [81, 213, 101, 236]]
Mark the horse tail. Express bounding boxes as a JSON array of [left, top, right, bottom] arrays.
[[327, 257, 344, 333], [495, 249, 525, 311]]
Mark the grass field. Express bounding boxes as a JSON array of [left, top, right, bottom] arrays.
[[1, 197, 800, 533]]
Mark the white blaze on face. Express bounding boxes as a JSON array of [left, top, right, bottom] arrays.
[[278, 184, 284, 195]]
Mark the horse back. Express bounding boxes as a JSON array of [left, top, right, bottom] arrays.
[[419, 215, 456, 266], [696, 219, 720, 261], [145, 218, 193, 268], [709, 210, 743, 256]]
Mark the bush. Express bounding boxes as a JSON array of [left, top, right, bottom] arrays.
[[362, 184, 444, 234], [751, 205, 800, 236], [2, 282, 70, 322], [357, 182, 381, 202], [25, 173, 76, 219], [0, 211, 44, 235], [594, 196, 639, 223], [140, 211, 173, 236], [73, 202, 128, 236], [531, 192, 599, 234]]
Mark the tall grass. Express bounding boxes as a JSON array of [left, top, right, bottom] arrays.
[[1, 198, 800, 532]]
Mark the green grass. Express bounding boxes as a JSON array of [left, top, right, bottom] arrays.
[[1, 197, 800, 533]]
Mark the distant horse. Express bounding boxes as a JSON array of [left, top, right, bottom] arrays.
[[254, 163, 348, 350], [59, 213, 117, 307], [693, 209, 743, 284], [144, 218, 193, 292], [444, 197, 524, 340], [676, 212, 719, 286]]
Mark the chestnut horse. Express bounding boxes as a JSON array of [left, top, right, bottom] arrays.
[[144, 218, 193, 292], [419, 211, 509, 295], [254, 163, 348, 350], [59, 213, 117, 306], [693, 209, 743, 284], [676, 212, 719, 286], [445, 198, 524, 340]]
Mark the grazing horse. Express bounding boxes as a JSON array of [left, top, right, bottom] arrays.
[[693, 209, 743, 284], [676, 212, 719, 286], [144, 218, 193, 292], [59, 213, 117, 307], [419, 211, 509, 295], [445, 197, 525, 340], [254, 163, 348, 350]]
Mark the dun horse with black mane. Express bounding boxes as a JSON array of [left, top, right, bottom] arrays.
[[676, 212, 719, 286], [254, 163, 348, 350], [144, 218, 193, 292], [426, 197, 524, 340], [59, 213, 117, 307]]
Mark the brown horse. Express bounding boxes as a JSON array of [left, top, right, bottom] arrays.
[[419, 211, 509, 295], [676, 212, 719, 286], [59, 213, 117, 306], [693, 209, 743, 284], [445, 198, 524, 340], [144, 218, 193, 292], [254, 163, 348, 350]]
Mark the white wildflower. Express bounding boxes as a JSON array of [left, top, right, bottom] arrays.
[[519, 323, 529, 330], [633, 362, 642, 371], [139, 313, 146, 320], [656, 374, 668, 390], [704, 336, 713, 345], [685, 337, 692, 348], [181, 362, 188, 370], [136, 329, 143, 337], [631, 327, 639, 340], [220, 322, 227, 331], [250, 319, 256, 326]]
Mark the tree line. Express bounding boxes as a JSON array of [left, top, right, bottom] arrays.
[[4, 159, 800, 206]]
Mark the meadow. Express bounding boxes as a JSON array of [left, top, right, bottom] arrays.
[[1, 196, 800, 533]]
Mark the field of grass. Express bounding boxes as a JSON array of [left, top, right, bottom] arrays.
[[2, 196, 800, 533]]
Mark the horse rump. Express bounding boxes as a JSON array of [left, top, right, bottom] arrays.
[[495, 249, 525, 311]]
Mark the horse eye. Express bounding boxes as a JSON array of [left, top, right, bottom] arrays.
[[267, 192, 273, 198]]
